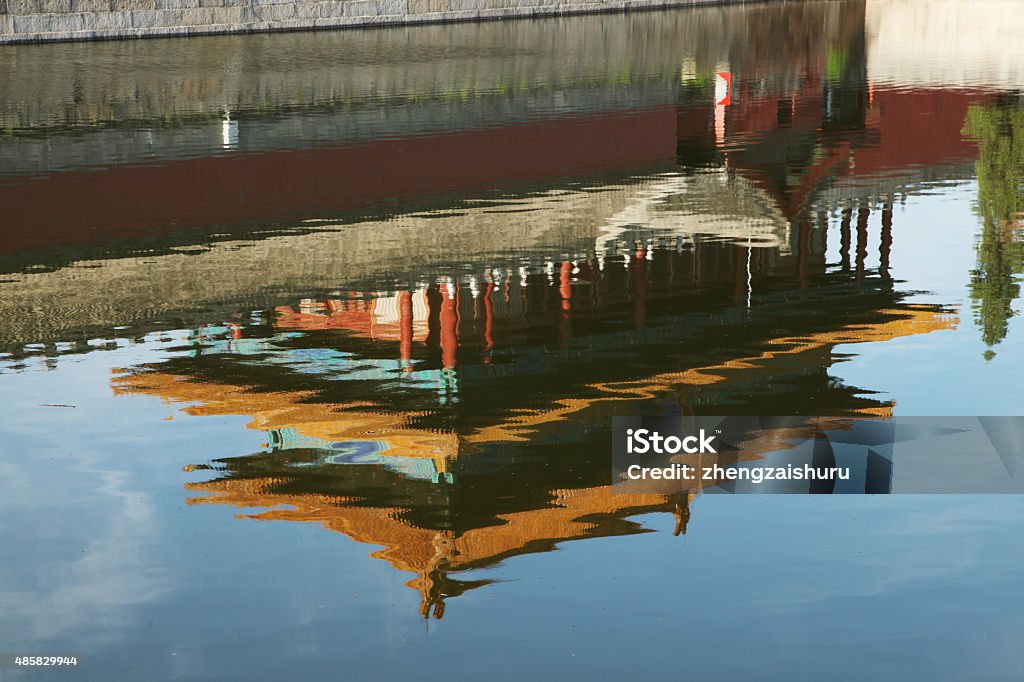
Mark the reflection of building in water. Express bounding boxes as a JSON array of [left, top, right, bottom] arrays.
[[594, 172, 792, 254], [0, 0, 1016, 619], [119, 292, 954, 454], [0, 0, 1009, 358], [125, 299, 954, 618], [105, 44, 961, 603], [123, 294, 954, 455], [668, 0, 1021, 353], [185, 470, 683, 620], [0, 180, 665, 349], [675, 0, 995, 222], [113, 234, 956, 617]]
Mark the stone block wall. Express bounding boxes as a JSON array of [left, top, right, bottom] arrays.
[[0, 0, 761, 43]]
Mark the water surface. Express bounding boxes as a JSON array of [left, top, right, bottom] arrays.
[[2, 1, 1024, 679]]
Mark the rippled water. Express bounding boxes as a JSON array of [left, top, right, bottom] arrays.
[[2, 1, 1024, 679]]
